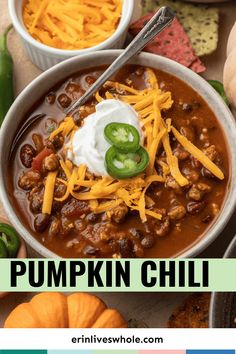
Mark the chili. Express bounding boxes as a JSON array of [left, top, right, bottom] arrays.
[[105, 146, 149, 179], [0, 25, 14, 127], [104, 122, 140, 152], [0, 223, 20, 257]]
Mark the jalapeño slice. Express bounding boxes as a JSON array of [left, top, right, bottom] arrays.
[[105, 146, 149, 179], [104, 122, 140, 152], [0, 223, 20, 258]]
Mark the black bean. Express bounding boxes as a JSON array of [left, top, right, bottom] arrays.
[[20, 144, 36, 168], [119, 238, 133, 258], [187, 201, 206, 215], [34, 213, 50, 233], [57, 93, 72, 109], [141, 234, 155, 249]]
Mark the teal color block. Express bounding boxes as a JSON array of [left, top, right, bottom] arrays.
[[0, 351, 47, 354]]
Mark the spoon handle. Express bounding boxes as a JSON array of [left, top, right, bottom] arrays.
[[66, 6, 175, 115]]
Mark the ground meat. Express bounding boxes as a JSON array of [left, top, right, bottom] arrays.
[[188, 183, 211, 201], [173, 146, 189, 160], [100, 223, 117, 242], [168, 205, 186, 220], [108, 204, 128, 224], [165, 175, 182, 194], [61, 217, 74, 235], [203, 145, 217, 161], [29, 186, 44, 213], [49, 218, 61, 236], [182, 167, 200, 183], [18, 170, 41, 190], [43, 153, 59, 172], [154, 217, 170, 237]]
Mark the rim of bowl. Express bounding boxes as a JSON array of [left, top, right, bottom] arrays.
[[8, 0, 134, 56], [1, 49, 236, 258], [209, 235, 236, 328]]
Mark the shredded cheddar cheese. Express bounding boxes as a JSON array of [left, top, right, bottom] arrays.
[[41, 68, 224, 222], [171, 126, 224, 180], [42, 171, 58, 214], [49, 116, 77, 140], [23, 0, 122, 50]]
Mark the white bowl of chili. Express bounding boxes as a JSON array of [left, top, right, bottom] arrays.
[[8, 0, 134, 71], [1, 50, 236, 259]]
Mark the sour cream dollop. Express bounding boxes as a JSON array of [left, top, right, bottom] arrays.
[[67, 99, 142, 176]]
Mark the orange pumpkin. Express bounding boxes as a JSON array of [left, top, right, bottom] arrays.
[[4, 292, 127, 328]]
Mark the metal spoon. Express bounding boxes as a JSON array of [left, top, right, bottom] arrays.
[[11, 6, 175, 152], [67, 6, 175, 114]]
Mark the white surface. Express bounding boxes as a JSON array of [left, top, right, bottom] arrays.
[[1, 328, 236, 349]]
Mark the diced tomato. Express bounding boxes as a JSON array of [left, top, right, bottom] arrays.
[[32, 148, 53, 172]]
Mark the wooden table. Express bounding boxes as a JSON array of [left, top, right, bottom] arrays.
[[0, 0, 236, 328]]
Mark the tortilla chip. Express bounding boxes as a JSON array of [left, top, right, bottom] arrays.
[[142, 0, 219, 56], [129, 14, 206, 73]]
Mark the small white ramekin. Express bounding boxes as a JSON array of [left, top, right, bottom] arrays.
[[8, 0, 134, 71]]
